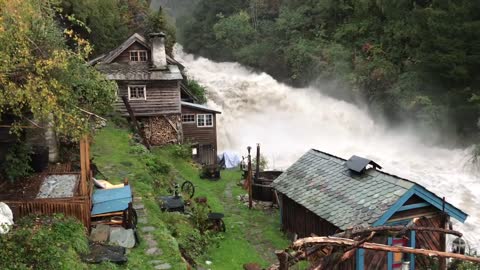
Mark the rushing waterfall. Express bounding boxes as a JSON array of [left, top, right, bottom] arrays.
[[174, 45, 480, 248]]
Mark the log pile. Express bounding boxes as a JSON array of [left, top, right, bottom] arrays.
[[267, 224, 478, 270], [142, 115, 182, 146]]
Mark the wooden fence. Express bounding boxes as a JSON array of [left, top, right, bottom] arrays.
[[4, 137, 93, 228]]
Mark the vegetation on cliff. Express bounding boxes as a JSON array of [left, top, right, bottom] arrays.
[[180, 0, 480, 140]]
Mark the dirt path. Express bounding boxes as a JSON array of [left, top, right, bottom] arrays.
[[223, 181, 278, 264]]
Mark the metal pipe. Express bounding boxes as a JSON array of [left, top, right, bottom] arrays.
[[255, 143, 260, 183]]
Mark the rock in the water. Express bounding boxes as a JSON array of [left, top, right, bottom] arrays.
[[109, 227, 135, 248], [82, 243, 127, 264], [89, 224, 110, 243], [154, 263, 171, 270], [0, 202, 13, 234]]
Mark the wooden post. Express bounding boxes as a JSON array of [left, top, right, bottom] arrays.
[[439, 197, 447, 270], [255, 143, 260, 182], [121, 96, 151, 150], [247, 146, 253, 209], [79, 138, 87, 196]]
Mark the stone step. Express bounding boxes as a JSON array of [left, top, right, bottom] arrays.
[[154, 263, 171, 270], [141, 226, 155, 233]]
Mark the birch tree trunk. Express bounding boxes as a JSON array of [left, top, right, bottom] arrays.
[[45, 113, 59, 163]]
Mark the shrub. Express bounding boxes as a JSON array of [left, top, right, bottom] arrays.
[[145, 155, 172, 175], [252, 154, 268, 171], [186, 79, 207, 104], [128, 142, 149, 155], [0, 215, 88, 270], [1, 143, 33, 182], [172, 144, 192, 159]]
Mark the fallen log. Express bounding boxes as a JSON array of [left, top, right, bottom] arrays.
[[333, 225, 462, 238], [293, 237, 480, 263]]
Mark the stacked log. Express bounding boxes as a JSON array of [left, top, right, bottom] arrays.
[[141, 115, 182, 146]]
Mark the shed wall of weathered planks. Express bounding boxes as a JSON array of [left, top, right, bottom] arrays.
[[181, 106, 218, 165], [115, 80, 181, 116], [280, 194, 340, 238], [181, 106, 217, 148], [414, 214, 444, 268]]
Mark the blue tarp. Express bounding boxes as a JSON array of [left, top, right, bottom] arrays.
[[91, 185, 132, 216]]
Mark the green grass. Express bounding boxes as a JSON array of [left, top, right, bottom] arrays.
[[92, 125, 291, 269], [92, 126, 185, 270]]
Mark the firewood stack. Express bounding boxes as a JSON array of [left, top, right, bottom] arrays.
[[142, 115, 181, 146]]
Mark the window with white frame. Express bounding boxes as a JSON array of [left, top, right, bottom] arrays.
[[129, 50, 148, 62], [128, 85, 146, 100], [182, 114, 195, 123], [197, 114, 213, 127]]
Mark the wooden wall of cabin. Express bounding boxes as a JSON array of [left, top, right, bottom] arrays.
[[280, 194, 339, 238], [115, 80, 181, 116], [280, 194, 355, 269], [113, 42, 151, 63], [181, 106, 217, 148], [414, 214, 445, 269], [364, 235, 388, 270]]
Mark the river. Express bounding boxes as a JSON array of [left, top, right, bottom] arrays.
[[174, 45, 480, 249]]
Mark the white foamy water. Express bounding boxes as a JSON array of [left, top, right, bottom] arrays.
[[175, 46, 480, 248]]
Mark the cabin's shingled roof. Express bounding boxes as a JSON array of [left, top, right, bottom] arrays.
[[95, 62, 182, 81], [181, 101, 221, 114], [272, 149, 415, 229], [89, 33, 182, 81]]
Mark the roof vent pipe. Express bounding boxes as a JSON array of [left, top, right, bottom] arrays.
[[149, 32, 167, 70], [345, 155, 382, 174]]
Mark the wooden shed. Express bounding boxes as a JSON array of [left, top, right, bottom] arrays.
[[1, 138, 93, 229], [181, 101, 221, 165], [272, 149, 468, 270]]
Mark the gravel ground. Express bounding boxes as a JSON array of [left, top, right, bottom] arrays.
[[36, 174, 79, 198]]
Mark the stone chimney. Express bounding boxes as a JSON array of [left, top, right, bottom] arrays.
[[149, 32, 167, 70]]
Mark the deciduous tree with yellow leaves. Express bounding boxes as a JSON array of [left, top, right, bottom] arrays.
[[0, 0, 117, 140]]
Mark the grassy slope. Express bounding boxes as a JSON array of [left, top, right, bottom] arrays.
[[92, 125, 290, 269], [92, 126, 186, 270]]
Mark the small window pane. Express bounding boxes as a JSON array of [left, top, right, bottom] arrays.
[[182, 114, 195, 123], [205, 115, 213, 126], [130, 51, 138, 61], [139, 51, 147, 61], [197, 114, 205, 127], [129, 86, 145, 100]]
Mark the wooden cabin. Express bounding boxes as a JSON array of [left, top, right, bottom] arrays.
[[181, 101, 221, 165], [272, 149, 468, 270], [91, 33, 222, 164], [92, 33, 189, 146], [1, 138, 93, 229]]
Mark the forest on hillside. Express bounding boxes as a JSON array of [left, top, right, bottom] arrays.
[[179, 0, 480, 142]]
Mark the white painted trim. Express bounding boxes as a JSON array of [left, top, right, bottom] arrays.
[[182, 114, 196, 124], [129, 50, 148, 62], [127, 85, 147, 101], [197, 114, 214, 128]]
